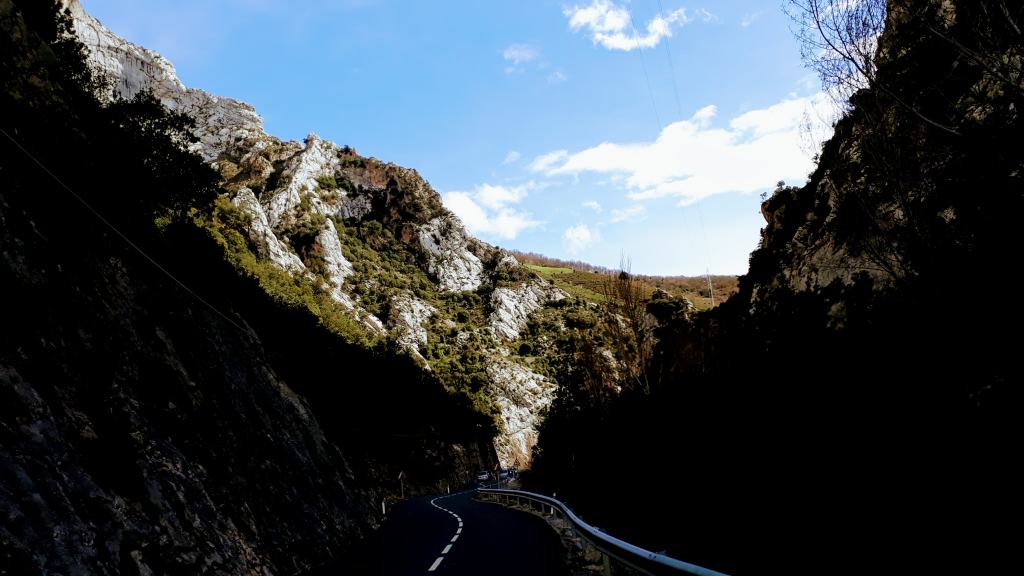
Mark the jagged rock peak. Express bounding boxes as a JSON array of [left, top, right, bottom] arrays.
[[63, 0, 265, 162]]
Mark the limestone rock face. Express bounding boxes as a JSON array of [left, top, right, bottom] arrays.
[[486, 358, 558, 467], [489, 282, 566, 341], [66, 1, 264, 162], [387, 294, 437, 360], [266, 134, 340, 227], [63, 0, 562, 470], [316, 220, 355, 304], [418, 216, 485, 293], [231, 188, 305, 273]]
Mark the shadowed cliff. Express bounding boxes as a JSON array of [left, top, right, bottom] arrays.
[[1, 2, 495, 573], [530, 2, 1021, 574]]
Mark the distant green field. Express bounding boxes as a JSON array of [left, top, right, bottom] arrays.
[[525, 263, 730, 310], [527, 264, 609, 303], [526, 264, 573, 276]]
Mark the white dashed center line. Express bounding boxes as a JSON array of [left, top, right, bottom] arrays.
[[428, 492, 465, 572]]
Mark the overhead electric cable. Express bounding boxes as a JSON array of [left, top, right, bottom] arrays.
[[655, 0, 686, 120], [643, 0, 717, 305], [626, 9, 663, 129], [1, 127, 252, 336]]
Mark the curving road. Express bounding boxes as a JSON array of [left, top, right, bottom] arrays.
[[323, 489, 569, 575]]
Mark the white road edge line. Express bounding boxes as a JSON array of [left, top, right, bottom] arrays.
[[428, 556, 444, 572]]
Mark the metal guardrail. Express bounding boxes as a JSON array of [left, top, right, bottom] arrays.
[[478, 488, 730, 576]]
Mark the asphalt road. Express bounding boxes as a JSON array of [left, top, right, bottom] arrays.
[[323, 489, 570, 575]]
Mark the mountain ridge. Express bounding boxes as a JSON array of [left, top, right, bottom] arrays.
[[58, 0, 590, 466]]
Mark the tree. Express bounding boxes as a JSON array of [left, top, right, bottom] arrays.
[[786, 0, 887, 108], [601, 256, 654, 392], [786, 0, 978, 135]]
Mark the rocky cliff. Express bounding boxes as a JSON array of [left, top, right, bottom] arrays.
[[528, 2, 1021, 574], [58, 0, 587, 466], [1, 1, 496, 573]]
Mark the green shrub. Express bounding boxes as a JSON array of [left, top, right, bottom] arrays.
[[316, 174, 338, 190]]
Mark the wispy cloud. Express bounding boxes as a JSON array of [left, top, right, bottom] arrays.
[[502, 42, 566, 82], [503, 43, 539, 65], [582, 200, 603, 212], [563, 0, 700, 51], [564, 224, 599, 254], [609, 205, 645, 223], [547, 71, 568, 84], [740, 11, 764, 28], [502, 150, 522, 165], [530, 150, 570, 172], [530, 93, 833, 205], [503, 43, 540, 74], [695, 8, 717, 23], [442, 182, 542, 240]]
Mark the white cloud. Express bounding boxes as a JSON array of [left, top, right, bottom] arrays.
[[609, 205, 645, 223], [547, 71, 568, 84], [563, 224, 599, 254], [695, 8, 717, 23], [740, 11, 764, 27], [529, 150, 569, 172], [474, 182, 529, 210], [442, 182, 541, 240], [563, 0, 694, 51], [503, 150, 522, 165], [503, 43, 539, 65], [582, 200, 603, 212], [531, 92, 834, 206]]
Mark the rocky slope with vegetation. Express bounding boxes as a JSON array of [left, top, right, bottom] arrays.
[[56, 0, 617, 467], [0, 1, 498, 573], [1, 1, 755, 573], [528, 1, 1021, 574]]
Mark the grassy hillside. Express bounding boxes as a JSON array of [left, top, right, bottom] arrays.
[[518, 254, 738, 311]]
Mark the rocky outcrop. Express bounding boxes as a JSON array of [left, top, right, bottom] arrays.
[[418, 216, 485, 292], [316, 221, 354, 299], [748, 1, 1023, 313], [486, 357, 558, 467], [65, 0, 264, 162], [267, 133, 340, 227], [1, 5, 504, 573], [387, 294, 437, 361], [489, 282, 566, 340], [231, 187, 305, 273], [60, 0, 566, 471]]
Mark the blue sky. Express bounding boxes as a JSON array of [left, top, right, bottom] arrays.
[[81, 0, 833, 275]]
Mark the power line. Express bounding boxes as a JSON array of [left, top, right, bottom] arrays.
[[0, 126, 252, 336], [643, 0, 718, 305], [655, 0, 685, 120], [695, 206, 716, 307], [625, 9, 663, 129]]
